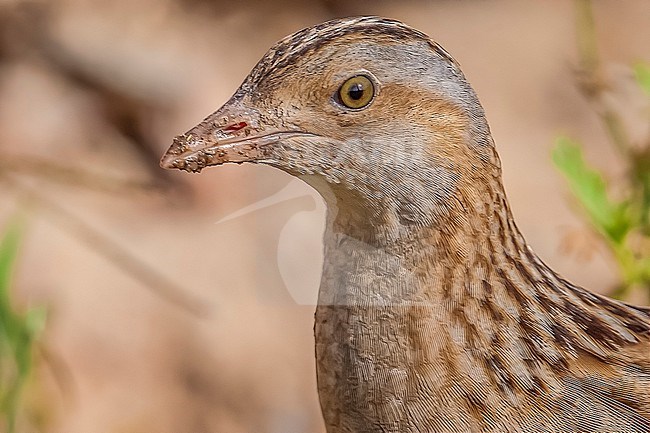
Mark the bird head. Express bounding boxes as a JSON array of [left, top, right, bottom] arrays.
[[161, 17, 500, 239]]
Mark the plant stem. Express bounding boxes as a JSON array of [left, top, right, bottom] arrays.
[[575, 0, 632, 157]]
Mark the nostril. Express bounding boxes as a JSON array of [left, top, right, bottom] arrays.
[[223, 122, 248, 132]]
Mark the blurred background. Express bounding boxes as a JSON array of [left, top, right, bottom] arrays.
[[0, 0, 648, 432]]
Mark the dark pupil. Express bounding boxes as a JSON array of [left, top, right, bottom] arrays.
[[348, 83, 364, 100]]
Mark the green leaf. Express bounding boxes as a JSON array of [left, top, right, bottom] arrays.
[[634, 62, 650, 96], [0, 220, 25, 433], [0, 221, 24, 356], [0, 221, 23, 310], [552, 136, 630, 243]]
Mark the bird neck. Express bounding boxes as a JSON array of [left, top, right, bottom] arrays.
[[319, 163, 538, 300], [313, 167, 649, 431], [317, 167, 645, 347]]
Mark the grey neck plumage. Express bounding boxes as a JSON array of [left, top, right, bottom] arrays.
[[309, 173, 650, 433]]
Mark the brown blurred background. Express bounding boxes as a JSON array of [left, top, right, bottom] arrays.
[[1, 0, 648, 432]]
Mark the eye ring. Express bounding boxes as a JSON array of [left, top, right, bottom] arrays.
[[338, 75, 375, 110]]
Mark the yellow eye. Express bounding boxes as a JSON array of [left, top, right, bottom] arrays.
[[338, 75, 375, 109]]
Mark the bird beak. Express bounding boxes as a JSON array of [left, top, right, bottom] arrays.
[[160, 98, 295, 173]]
